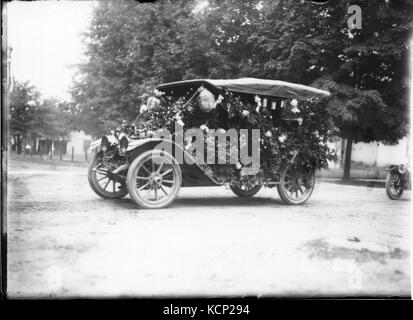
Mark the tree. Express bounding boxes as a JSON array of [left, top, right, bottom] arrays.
[[311, 0, 411, 179], [73, 0, 411, 179], [206, 0, 411, 179], [9, 81, 41, 153], [9, 81, 70, 153]]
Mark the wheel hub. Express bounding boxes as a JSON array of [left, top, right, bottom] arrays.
[[149, 173, 163, 188]]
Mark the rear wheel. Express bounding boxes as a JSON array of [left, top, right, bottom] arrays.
[[126, 150, 182, 209], [88, 152, 128, 199], [386, 171, 403, 200], [277, 164, 315, 205], [230, 183, 262, 197]]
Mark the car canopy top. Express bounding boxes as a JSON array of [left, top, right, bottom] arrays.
[[156, 77, 330, 99]]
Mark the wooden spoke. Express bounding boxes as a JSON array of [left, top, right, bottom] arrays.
[[93, 163, 102, 170], [136, 176, 150, 180], [94, 169, 108, 175], [139, 182, 150, 191], [161, 168, 173, 176], [160, 185, 168, 196], [156, 160, 165, 174], [141, 164, 151, 175], [103, 179, 110, 190], [154, 187, 158, 201]]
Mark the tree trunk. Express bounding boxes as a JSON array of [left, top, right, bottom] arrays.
[[343, 136, 353, 181], [16, 135, 22, 154]]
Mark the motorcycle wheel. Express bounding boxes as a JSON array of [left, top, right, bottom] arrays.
[[277, 164, 315, 205], [126, 150, 182, 209], [88, 151, 128, 199], [385, 171, 404, 200]]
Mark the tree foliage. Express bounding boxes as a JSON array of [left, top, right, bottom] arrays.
[[9, 81, 70, 143], [72, 0, 411, 177]]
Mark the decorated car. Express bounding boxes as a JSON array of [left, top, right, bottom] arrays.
[[88, 78, 335, 209]]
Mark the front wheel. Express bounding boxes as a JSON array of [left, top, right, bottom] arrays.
[[385, 171, 404, 200], [277, 164, 315, 205], [126, 150, 182, 209], [88, 152, 128, 199]]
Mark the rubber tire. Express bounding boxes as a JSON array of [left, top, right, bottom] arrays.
[[126, 150, 182, 209], [88, 152, 128, 199], [277, 166, 315, 205], [230, 184, 262, 197], [385, 172, 403, 200]]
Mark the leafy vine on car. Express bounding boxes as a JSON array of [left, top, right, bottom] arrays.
[[134, 87, 337, 185]]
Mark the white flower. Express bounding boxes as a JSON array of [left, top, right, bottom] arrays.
[[147, 130, 156, 137], [291, 105, 300, 114], [153, 89, 165, 97], [255, 106, 260, 113], [147, 96, 160, 110], [235, 162, 242, 170], [278, 134, 287, 143], [140, 104, 148, 113], [175, 114, 184, 126], [290, 99, 298, 107], [254, 95, 262, 107], [186, 104, 194, 112], [265, 131, 272, 137], [296, 118, 303, 126], [242, 110, 249, 117], [200, 124, 209, 132], [198, 87, 216, 113]]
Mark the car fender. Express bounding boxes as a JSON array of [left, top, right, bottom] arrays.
[[386, 165, 400, 171], [126, 137, 168, 152]]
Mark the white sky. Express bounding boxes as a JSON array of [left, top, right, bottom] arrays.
[[5, 0, 96, 101]]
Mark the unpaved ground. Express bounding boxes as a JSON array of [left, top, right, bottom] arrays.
[[6, 159, 411, 297]]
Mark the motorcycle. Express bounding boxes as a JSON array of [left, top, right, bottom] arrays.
[[385, 164, 410, 200]]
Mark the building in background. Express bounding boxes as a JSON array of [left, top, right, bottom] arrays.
[[66, 130, 92, 157], [351, 137, 409, 167]]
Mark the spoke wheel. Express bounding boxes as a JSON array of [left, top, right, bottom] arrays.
[[230, 183, 262, 197], [88, 152, 128, 199], [385, 172, 403, 200], [277, 164, 315, 205], [126, 150, 182, 209]]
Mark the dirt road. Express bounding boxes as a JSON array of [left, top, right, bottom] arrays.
[[6, 160, 411, 297]]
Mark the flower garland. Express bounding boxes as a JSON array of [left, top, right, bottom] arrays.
[[136, 87, 337, 185]]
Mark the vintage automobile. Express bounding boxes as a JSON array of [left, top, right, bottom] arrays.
[[88, 78, 331, 209]]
